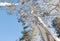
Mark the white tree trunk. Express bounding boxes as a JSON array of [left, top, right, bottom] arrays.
[[38, 16, 60, 41]]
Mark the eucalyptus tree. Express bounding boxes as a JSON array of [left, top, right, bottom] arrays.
[[0, 0, 60, 41]]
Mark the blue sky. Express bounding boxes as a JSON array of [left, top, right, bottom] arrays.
[[0, 2, 23, 41], [0, 0, 31, 41], [0, 0, 43, 41]]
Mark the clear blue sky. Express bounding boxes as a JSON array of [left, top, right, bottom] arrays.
[[0, 0, 23, 41]]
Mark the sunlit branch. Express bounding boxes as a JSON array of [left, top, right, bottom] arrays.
[[0, 2, 21, 6]]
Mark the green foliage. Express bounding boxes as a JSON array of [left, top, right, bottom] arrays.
[[23, 26, 29, 29], [41, 12, 49, 17], [52, 17, 60, 37], [19, 30, 31, 41]]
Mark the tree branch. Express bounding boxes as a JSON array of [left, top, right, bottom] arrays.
[[0, 2, 21, 6]]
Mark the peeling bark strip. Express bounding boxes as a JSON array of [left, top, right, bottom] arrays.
[[49, 35, 55, 41], [38, 26, 48, 41]]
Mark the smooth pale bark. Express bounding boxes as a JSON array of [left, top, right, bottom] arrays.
[[49, 35, 55, 41], [38, 25, 48, 41], [31, 27, 39, 41]]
